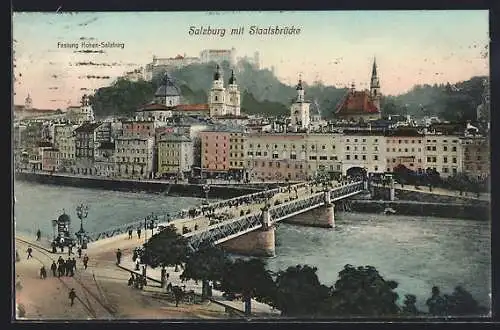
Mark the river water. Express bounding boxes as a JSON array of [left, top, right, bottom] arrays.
[[14, 181, 491, 313]]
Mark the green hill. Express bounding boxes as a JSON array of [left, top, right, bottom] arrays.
[[90, 58, 486, 122]]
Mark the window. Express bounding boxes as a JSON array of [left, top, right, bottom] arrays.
[[452, 157, 457, 163], [443, 156, 448, 163], [346, 146, 350, 151], [309, 156, 317, 160], [362, 155, 366, 160], [272, 153, 278, 159], [427, 157, 431, 162], [290, 154, 297, 160], [354, 155, 358, 160], [319, 156, 328, 160], [432, 146, 436, 151], [322, 145, 326, 150], [362, 139, 366, 143], [387, 148, 390, 152], [452, 146, 457, 152], [374, 155, 378, 160], [346, 155, 350, 160], [432, 157, 437, 162], [444, 146, 448, 151]]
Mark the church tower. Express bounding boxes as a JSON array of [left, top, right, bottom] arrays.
[[226, 70, 240, 116], [25, 93, 32, 110], [209, 64, 226, 117], [290, 76, 310, 130], [370, 57, 381, 111]]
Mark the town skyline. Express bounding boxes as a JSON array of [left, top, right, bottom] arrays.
[[13, 10, 489, 110]]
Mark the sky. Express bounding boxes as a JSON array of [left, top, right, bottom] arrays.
[[12, 11, 489, 110]]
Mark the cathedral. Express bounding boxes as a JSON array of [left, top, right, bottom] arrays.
[[209, 64, 241, 117]]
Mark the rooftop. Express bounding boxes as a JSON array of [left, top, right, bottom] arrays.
[[74, 122, 102, 133], [335, 90, 380, 115], [175, 104, 210, 111]]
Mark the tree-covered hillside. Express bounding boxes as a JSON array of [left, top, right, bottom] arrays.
[[90, 58, 487, 122]]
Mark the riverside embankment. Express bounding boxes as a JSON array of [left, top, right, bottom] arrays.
[[14, 171, 281, 199], [348, 186, 490, 221]]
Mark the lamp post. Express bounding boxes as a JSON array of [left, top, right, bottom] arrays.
[[203, 184, 211, 203], [76, 203, 89, 248]]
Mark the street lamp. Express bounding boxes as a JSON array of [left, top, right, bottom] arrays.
[[203, 184, 211, 204], [144, 212, 158, 243], [75, 203, 89, 248]]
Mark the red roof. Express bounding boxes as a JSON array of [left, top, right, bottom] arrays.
[[175, 104, 209, 111], [138, 102, 170, 111], [335, 91, 380, 115]]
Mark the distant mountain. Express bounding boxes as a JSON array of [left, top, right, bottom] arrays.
[[90, 58, 486, 122]]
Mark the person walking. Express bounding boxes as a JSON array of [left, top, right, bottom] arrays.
[[83, 254, 89, 270], [128, 229, 133, 239], [26, 247, 33, 259], [68, 289, 77, 306], [137, 228, 142, 239], [39, 266, 47, 279], [68, 245, 73, 256], [65, 257, 72, 276], [50, 261, 57, 277], [77, 247, 82, 258], [116, 249, 122, 265], [36, 229, 41, 241], [70, 258, 76, 276]]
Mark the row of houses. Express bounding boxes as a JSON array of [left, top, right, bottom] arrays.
[[14, 116, 490, 183]]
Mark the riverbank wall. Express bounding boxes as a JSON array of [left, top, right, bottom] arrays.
[[349, 200, 489, 221], [370, 185, 490, 205], [14, 172, 272, 199]]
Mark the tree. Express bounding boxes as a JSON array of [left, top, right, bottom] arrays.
[[273, 265, 331, 317], [443, 286, 488, 316], [426, 286, 447, 316], [401, 294, 420, 316], [328, 265, 400, 317], [220, 258, 276, 316], [180, 246, 232, 299], [139, 225, 190, 270]]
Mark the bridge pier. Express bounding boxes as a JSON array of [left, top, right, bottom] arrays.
[[390, 178, 395, 201], [284, 191, 335, 228], [219, 209, 276, 257]]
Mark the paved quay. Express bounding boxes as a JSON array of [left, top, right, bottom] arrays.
[[373, 183, 490, 201]]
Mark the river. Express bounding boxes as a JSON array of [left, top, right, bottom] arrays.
[[14, 181, 491, 313]]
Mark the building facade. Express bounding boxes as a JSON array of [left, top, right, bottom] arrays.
[[41, 148, 60, 172], [384, 130, 425, 173], [157, 134, 194, 178], [73, 122, 102, 175], [200, 130, 230, 175], [114, 137, 155, 179], [94, 141, 115, 177], [423, 134, 462, 178], [461, 136, 489, 179], [53, 124, 78, 171]]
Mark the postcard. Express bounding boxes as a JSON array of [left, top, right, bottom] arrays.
[[12, 10, 491, 320]]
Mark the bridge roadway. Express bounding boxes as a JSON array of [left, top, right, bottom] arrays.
[[86, 180, 365, 253]]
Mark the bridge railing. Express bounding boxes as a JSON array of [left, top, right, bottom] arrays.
[[186, 212, 263, 251], [329, 181, 365, 201], [86, 210, 185, 242], [270, 192, 325, 222]]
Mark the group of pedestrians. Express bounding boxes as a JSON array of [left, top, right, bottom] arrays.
[[127, 229, 142, 240]]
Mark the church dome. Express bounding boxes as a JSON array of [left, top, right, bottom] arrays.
[[155, 73, 181, 97], [228, 70, 236, 84], [58, 213, 71, 223]]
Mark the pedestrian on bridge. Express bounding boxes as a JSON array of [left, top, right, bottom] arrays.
[[128, 229, 133, 239], [65, 257, 72, 276], [26, 247, 33, 259], [83, 254, 89, 270], [50, 261, 57, 277], [68, 288, 77, 307], [68, 245, 73, 256], [137, 228, 142, 239], [77, 246, 82, 258], [36, 229, 41, 241]]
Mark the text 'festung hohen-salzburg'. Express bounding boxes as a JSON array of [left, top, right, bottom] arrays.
[[188, 25, 302, 37]]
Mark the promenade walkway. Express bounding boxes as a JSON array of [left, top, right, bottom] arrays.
[[376, 183, 490, 202], [116, 251, 280, 317]]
